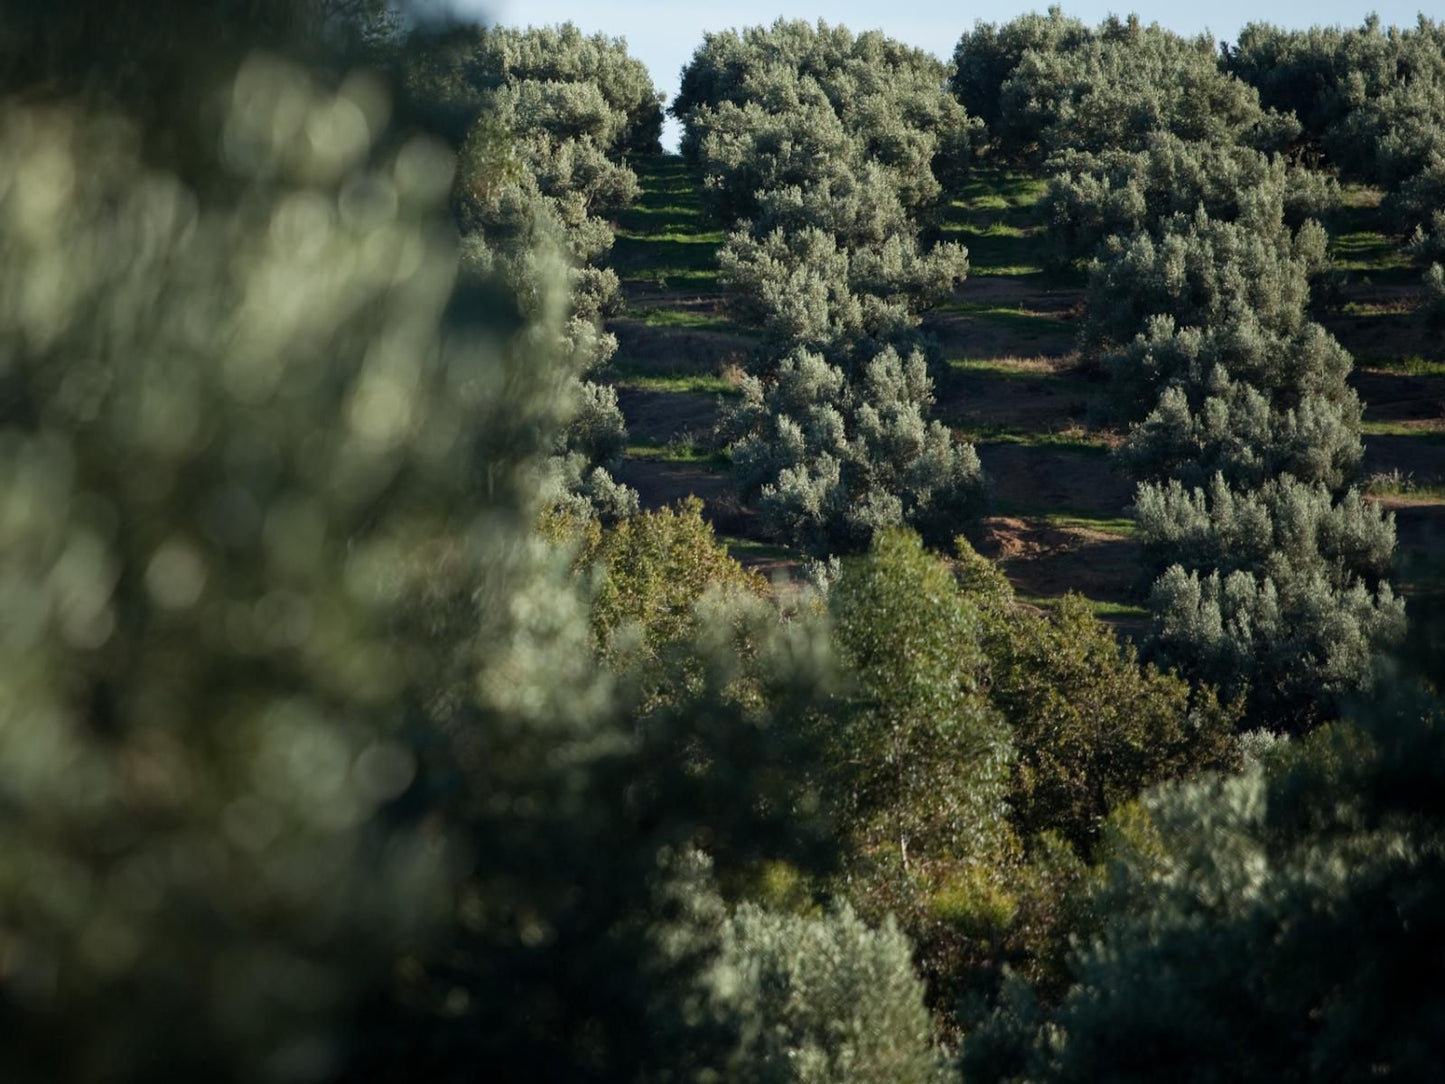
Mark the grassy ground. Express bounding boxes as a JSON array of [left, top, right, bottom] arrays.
[[611, 156, 723, 287], [1324, 185, 1419, 285], [602, 154, 1444, 640], [932, 169, 1072, 279]]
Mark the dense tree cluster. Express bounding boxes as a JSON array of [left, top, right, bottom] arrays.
[[1226, 17, 1445, 296], [1138, 476, 1403, 727], [1041, 132, 1339, 266], [952, 13, 1408, 726], [954, 12, 1297, 164], [401, 22, 661, 518], [966, 682, 1445, 1081], [1087, 212, 1361, 489], [1086, 210, 1402, 724], [676, 20, 983, 554]]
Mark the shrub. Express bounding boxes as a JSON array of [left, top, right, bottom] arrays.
[[950, 7, 1093, 152], [723, 347, 984, 555]]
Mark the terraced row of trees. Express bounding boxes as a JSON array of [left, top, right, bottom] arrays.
[[956, 12, 1407, 726], [674, 22, 984, 553], [0, 4, 1441, 1083]]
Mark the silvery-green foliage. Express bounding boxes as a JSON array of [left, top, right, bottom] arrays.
[[1104, 314, 1361, 489], [686, 96, 863, 229], [1087, 212, 1359, 489], [1042, 132, 1339, 265], [998, 18, 1297, 163], [397, 21, 662, 151], [1391, 150, 1445, 244], [725, 347, 983, 555], [950, 6, 1093, 150], [679, 19, 982, 555], [674, 18, 977, 205], [1427, 262, 1445, 320], [719, 227, 965, 354], [492, 77, 625, 146], [513, 126, 640, 224], [448, 58, 639, 519], [709, 903, 950, 1084], [457, 196, 633, 517], [1120, 373, 1362, 490], [1085, 211, 1328, 354], [1138, 474, 1404, 726], [1229, 17, 1445, 186], [1136, 475, 1396, 579]]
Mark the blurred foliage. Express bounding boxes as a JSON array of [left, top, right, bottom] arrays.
[[0, 53, 527, 1081], [541, 499, 770, 712], [0, 16, 840, 1084]]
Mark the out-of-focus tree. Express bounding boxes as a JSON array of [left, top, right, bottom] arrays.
[[708, 901, 951, 1084]]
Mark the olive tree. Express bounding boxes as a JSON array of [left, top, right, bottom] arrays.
[[1137, 474, 1405, 729], [1087, 212, 1359, 490], [723, 346, 983, 554], [677, 19, 984, 554], [1042, 132, 1338, 265], [998, 18, 1298, 163]]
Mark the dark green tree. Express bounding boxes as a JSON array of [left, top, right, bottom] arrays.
[[970, 680, 1445, 1081]]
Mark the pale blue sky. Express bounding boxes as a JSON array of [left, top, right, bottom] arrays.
[[473, 3, 1433, 149]]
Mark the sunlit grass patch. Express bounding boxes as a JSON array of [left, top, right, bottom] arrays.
[[609, 361, 741, 397], [931, 169, 1065, 277], [622, 306, 747, 334], [1325, 184, 1416, 282], [1364, 469, 1445, 501], [939, 301, 1073, 335], [625, 438, 730, 467], [720, 536, 803, 563], [948, 354, 1090, 380], [1362, 419, 1445, 438], [1018, 594, 1150, 620], [957, 424, 1113, 452], [1357, 354, 1445, 377]]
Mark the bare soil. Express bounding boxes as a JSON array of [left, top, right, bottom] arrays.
[[615, 387, 721, 445]]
